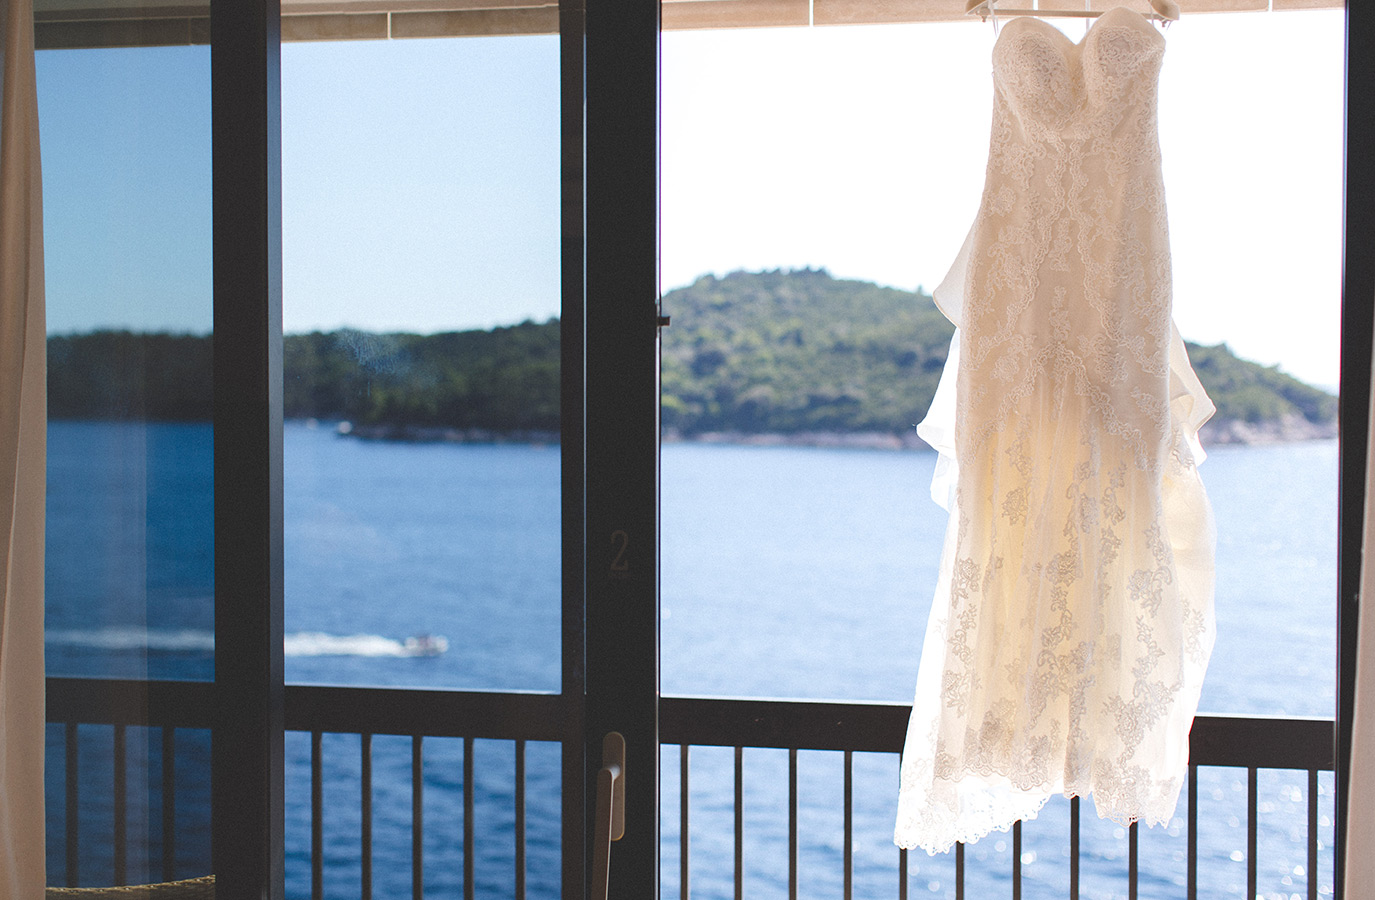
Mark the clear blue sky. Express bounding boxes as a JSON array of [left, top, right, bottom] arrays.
[[35, 10, 1345, 387], [281, 35, 560, 336], [38, 45, 212, 338]]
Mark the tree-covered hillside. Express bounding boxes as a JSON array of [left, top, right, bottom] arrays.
[[48, 331, 214, 421], [283, 321, 559, 434], [1186, 342, 1336, 427], [660, 268, 954, 436], [660, 269, 1336, 443], [45, 270, 1337, 444]]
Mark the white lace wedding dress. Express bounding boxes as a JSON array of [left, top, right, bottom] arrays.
[[894, 6, 1216, 854]]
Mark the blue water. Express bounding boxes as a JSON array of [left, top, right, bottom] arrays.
[[663, 439, 1337, 716], [43, 421, 1338, 898], [659, 439, 1337, 900], [45, 421, 215, 681], [283, 424, 561, 691]]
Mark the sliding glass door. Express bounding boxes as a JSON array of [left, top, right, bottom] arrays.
[[39, 5, 215, 885]]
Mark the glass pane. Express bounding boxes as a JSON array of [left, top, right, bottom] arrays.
[[281, 36, 561, 690], [659, 12, 1343, 713], [658, 9, 1343, 900], [279, 33, 562, 898], [39, 36, 214, 885], [659, 21, 1005, 704], [41, 46, 213, 683]]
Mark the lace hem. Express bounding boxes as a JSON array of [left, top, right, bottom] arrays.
[[893, 774, 1179, 855], [894, 782, 1052, 855]]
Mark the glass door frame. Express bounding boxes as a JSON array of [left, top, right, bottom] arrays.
[[573, 4, 1375, 898], [1337, 7, 1375, 895], [207, 1, 667, 896], [212, 2, 285, 896], [579, 0, 663, 897], [206, 1, 1375, 898]]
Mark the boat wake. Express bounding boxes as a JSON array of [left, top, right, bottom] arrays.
[[45, 628, 216, 652], [284, 632, 449, 658], [44, 629, 448, 658]]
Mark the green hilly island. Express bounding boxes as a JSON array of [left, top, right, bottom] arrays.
[[46, 269, 1336, 445], [659, 269, 1336, 445]]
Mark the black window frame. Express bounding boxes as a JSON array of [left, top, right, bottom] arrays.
[[203, 2, 1370, 898]]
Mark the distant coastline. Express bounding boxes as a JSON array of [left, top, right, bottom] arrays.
[[49, 270, 1338, 448], [662, 418, 1339, 449], [1200, 413, 1338, 445], [329, 419, 559, 446], [315, 419, 1338, 450]]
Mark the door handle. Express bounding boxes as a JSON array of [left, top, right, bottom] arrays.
[[592, 731, 626, 900]]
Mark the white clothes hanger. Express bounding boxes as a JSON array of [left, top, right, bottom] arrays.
[[965, 0, 1180, 24]]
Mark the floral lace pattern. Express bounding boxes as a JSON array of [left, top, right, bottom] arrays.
[[895, 7, 1217, 855]]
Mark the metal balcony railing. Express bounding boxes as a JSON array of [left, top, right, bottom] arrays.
[[659, 697, 1334, 900], [46, 678, 1336, 899]]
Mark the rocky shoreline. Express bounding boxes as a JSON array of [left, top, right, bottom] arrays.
[[333, 421, 560, 445], [1197, 413, 1338, 445], [661, 428, 928, 451], [668, 417, 1339, 449], [325, 416, 1337, 449]]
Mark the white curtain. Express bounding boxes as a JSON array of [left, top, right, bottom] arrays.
[[0, 0, 44, 897]]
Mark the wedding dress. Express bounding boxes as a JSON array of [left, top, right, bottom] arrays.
[[894, 6, 1216, 853]]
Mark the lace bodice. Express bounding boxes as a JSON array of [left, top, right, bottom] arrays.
[[948, 8, 1174, 471], [994, 9, 1163, 135], [896, 7, 1215, 855]]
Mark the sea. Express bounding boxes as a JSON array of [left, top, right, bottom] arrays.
[[42, 420, 1338, 899]]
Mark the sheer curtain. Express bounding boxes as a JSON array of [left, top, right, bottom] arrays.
[[0, 0, 44, 897]]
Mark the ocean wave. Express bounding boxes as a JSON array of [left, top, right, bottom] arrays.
[[44, 629, 447, 658]]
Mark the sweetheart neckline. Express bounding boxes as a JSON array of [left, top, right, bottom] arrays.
[[996, 6, 1163, 51]]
